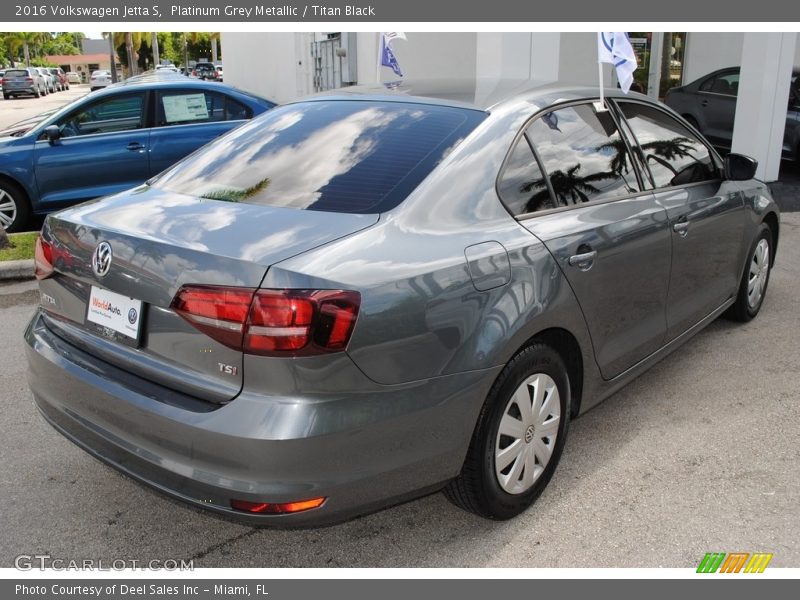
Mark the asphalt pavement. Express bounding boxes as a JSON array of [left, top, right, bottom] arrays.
[[0, 85, 88, 130], [1, 215, 798, 568]]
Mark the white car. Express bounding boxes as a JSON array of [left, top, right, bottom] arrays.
[[215, 65, 223, 81], [35, 67, 56, 94], [89, 70, 112, 91], [66, 71, 81, 85], [155, 64, 179, 73]]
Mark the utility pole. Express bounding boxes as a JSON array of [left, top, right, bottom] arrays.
[[151, 32, 160, 67], [108, 33, 118, 82]]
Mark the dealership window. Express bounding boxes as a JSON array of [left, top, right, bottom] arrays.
[[520, 104, 639, 211], [618, 102, 718, 188]]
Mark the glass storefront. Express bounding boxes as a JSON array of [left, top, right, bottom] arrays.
[[628, 32, 687, 99]]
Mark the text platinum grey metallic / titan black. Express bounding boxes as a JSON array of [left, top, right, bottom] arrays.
[[24, 81, 779, 525]]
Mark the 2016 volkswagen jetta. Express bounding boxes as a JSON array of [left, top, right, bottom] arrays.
[[25, 82, 779, 525]]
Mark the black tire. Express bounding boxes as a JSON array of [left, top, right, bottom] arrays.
[[33, 87, 40, 98], [0, 179, 32, 233], [726, 223, 773, 322], [3, 94, 9, 100], [444, 342, 571, 519]]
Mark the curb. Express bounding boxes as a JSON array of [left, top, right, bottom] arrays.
[[0, 259, 35, 281]]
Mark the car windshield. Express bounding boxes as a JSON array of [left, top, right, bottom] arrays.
[[5, 69, 29, 78], [151, 100, 486, 213]]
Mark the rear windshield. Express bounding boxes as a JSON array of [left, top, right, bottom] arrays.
[[5, 69, 29, 78], [152, 100, 486, 213]]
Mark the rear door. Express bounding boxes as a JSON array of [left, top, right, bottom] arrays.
[[33, 91, 151, 209], [616, 100, 746, 340], [148, 88, 252, 176], [508, 102, 671, 380], [695, 69, 739, 147]]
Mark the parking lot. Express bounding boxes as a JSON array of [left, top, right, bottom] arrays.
[[0, 85, 87, 130], [1, 213, 798, 568]]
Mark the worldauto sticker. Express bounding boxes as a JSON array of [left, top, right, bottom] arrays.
[[86, 286, 143, 340]]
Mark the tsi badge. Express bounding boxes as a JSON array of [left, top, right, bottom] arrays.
[[218, 363, 238, 376]]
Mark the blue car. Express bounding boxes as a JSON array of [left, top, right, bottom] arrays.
[[0, 75, 275, 231]]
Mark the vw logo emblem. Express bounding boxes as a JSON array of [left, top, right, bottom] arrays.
[[92, 242, 113, 278]]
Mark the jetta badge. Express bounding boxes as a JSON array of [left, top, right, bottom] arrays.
[[92, 242, 113, 278]]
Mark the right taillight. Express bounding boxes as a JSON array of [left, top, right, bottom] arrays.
[[171, 286, 360, 356], [34, 235, 54, 280]]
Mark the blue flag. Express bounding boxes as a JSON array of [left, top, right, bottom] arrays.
[[381, 37, 403, 77]]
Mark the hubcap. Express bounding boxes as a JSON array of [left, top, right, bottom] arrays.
[[747, 239, 770, 309], [495, 373, 561, 495], [0, 189, 17, 230]]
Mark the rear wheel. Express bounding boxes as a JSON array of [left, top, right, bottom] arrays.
[[0, 180, 32, 233], [726, 223, 773, 322], [444, 343, 570, 519], [33, 87, 40, 98]]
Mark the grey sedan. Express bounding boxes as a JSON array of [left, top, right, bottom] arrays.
[[25, 83, 779, 525], [665, 67, 800, 160]]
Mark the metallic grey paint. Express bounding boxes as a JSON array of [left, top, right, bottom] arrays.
[[25, 84, 780, 524]]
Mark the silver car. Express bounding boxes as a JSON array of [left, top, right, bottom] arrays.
[[2, 67, 47, 98], [25, 83, 779, 525]]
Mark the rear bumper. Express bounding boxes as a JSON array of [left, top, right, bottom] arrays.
[[25, 310, 497, 526]]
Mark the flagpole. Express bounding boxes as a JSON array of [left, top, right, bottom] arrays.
[[598, 60, 605, 107], [376, 32, 382, 83]]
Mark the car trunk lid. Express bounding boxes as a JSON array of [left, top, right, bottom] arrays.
[[37, 185, 378, 404]]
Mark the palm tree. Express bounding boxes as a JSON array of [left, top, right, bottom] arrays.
[[111, 32, 147, 76], [7, 32, 48, 66]]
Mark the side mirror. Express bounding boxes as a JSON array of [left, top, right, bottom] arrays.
[[724, 153, 758, 181], [44, 125, 61, 145]]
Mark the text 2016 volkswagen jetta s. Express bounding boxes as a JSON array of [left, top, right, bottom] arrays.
[[25, 82, 779, 525]]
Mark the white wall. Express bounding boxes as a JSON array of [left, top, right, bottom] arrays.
[[221, 32, 312, 103]]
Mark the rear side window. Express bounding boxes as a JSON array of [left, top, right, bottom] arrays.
[[497, 135, 553, 215], [510, 104, 639, 212], [618, 102, 719, 188], [152, 100, 486, 213]]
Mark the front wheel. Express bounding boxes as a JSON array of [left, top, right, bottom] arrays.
[[0, 180, 32, 233], [726, 223, 773, 322], [444, 343, 570, 519]]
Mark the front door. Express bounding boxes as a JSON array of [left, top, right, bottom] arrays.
[[33, 92, 150, 210], [616, 100, 746, 339]]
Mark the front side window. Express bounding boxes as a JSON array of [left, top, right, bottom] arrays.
[[618, 102, 718, 188], [523, 104, 639, 209], [55, 93, 145, 137]]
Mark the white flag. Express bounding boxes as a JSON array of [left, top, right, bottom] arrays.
[[597, 32, 638, 94]]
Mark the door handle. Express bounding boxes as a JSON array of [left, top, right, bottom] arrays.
[[568, 250, 597, 271], [701, 99, 709, 107], [127, 142, 146, 151], [673, 221, 690, 237]]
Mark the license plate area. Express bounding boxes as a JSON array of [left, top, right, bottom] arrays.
[[85, 286, 144, 347]]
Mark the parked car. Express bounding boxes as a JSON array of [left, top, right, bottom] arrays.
[[89, 69, 112, 91], [155, 64, 179, 73], [23, 83, 779, 525], [49, 67, 69, 91], [665, 67, 800, 160], [1, 67, 47, 99], [215, 65, 223, 81], [36, 67, 56, 94], [66, 71, 81, 85], [193, 62, 217, 80], [0, 76, 275, 231]]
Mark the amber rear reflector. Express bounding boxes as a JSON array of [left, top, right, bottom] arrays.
[[230, 497, 326, 514]]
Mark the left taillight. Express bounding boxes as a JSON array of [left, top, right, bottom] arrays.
[[171, 285, 360, 356], [34, 235, 53, 280]]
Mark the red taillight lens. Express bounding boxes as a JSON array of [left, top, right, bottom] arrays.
[[34, 235, 54, 280], [171, 286, 360, 356], [171, 285, 255, 349], [230, 497, 325, 514], [25, 77, 33, 83]]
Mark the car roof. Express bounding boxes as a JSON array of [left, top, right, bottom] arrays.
[[299, 78, 654, 112]]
